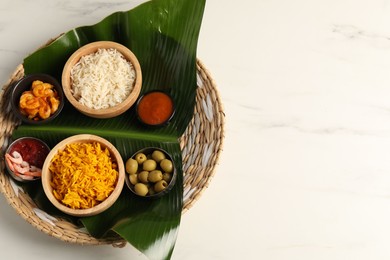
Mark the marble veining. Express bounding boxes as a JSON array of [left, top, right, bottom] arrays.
[[331, 24, 390, 49], [56, 1, 137, 17], [3, 0, 390, 259]]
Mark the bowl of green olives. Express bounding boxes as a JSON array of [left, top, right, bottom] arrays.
[[124, 147, 177, 198]]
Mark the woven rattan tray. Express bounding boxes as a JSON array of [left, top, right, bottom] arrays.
[[0, 56, 224, 246]]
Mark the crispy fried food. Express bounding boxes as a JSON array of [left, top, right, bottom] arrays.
[[19, 80, 60, 121]]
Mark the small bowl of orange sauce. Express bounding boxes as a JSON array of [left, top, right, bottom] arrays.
[[136, 90, 175, 127]]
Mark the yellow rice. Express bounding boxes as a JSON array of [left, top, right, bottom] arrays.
[[49, 142, 119, 209]]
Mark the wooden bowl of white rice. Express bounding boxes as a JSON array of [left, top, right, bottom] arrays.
[[62, 41, 142, 118]]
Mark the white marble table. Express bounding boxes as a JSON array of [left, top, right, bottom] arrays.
[[2, 0, 390, 259]]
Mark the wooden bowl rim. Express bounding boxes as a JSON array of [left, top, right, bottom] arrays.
[[41, 134, 125, 217], [61, 41, 142, 118]]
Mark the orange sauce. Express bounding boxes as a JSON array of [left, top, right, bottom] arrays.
[[137, 91, 174, 126]]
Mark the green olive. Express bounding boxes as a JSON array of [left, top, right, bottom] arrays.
[[148, 170, 163, 183], [163, 172, 172, 183], [154, 180, 168, 193], [134, 183, 148, 196], [143, 159, 157, 171], [138, 171, 149, 183], [152, 150, 166, 163], [135, 153, 147, 164], [160, 159, 173, 173], [125, 158, 138, 175], [129, 174, 138, 185]]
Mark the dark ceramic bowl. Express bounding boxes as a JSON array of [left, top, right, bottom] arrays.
[[135, 90, 175, 127], [4, 137, 50, 182], [125, 147, 177, 199], [11, 73, 64, 124]]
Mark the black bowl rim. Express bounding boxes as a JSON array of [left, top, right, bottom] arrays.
[[124, 147, 177, 199], [11, 73, 65, 125], [135, 90, 175, 127], [5, 136, 50, 182]]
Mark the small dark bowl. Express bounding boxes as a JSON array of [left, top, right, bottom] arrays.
[[4, 137, 50, 182], [125, 147, 177, 199], [11, 73, 64, 124], [135, 90, 175, 127]]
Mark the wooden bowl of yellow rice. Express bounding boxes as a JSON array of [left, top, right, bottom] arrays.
[[41, 134, 125, 217]]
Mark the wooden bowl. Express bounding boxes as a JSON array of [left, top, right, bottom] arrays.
[[62, 41, 142, 118], [41, 134, 125, 217]]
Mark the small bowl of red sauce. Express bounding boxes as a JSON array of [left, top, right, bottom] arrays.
[[4, 137, 50, 182], [136, 90, 175, 127]]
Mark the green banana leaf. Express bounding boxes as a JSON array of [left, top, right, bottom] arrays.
[[11, 0, 206, 259]]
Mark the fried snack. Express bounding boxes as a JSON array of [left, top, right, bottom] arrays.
[[19, 80, 60, 121]]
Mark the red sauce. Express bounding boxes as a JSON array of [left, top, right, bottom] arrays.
[[9, 138, 49, 168], [137, 91, 174, 126]]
